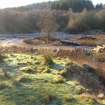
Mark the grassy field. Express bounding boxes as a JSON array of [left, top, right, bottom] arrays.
[[0, 53, 104, 105]]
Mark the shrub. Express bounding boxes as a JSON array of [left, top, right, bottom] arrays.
[[43, 55, 54, 66]]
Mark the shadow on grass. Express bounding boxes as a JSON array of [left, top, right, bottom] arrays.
[[64, 63, 105, 94], [49, 63, 64, 70], [0, 65, 102, 105], [0, 59, 19, 78], [1, 80, 64, 105]]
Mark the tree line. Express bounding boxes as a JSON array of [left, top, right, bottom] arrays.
[[52, 0, 94, 12], [0, 0, 105, 33]]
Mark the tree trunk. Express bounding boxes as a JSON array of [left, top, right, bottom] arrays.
[[46, 32, 50, 44]]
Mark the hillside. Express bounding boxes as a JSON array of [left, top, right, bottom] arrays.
[[4, 2, 52, 12], [0, 0, 104, 34], [2, 0, 104, 12]]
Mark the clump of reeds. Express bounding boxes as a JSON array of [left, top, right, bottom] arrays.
[[43, 54, 54, 66]]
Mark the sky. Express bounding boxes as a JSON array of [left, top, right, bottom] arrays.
[[0, 0, 105, 9]]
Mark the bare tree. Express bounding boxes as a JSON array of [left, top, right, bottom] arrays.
[[38, 9, 59, 43]]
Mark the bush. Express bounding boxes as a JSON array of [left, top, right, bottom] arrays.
[[43, 55, 54, 66]]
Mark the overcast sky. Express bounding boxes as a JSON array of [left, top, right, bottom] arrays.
[[0, 0, 105, 9]]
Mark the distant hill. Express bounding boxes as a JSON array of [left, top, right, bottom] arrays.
[[2, 1, 105, 12], [4, 2, 52, 12], [0, 0, 105, 34]]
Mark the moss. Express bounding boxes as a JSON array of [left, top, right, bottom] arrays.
[[17, 77, 32, 83], [78, 96, 98, 105], [0, 83, 11, 90], [20, 67, 36, 74], [52, 75, 65, 83], [57, 70, 67, 75], [63, 94, 76, 102], [0, 53, 103, 105], [41, 68, 51, 73], [74, 86, 86, 95]]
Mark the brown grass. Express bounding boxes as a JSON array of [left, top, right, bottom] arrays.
[[74, 35, 105, 46], [0, 45, 105, 80], [78, 40, 98, 46]]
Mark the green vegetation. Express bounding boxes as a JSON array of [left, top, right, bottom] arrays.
[[52, 0, 94, 12], [0, 0, 105, 104], [0, 53, 104, 105]]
